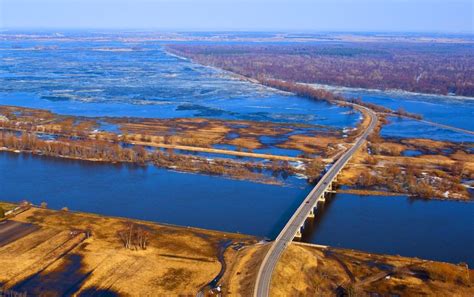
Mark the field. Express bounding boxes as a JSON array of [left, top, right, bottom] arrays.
[[0, 105, 345, 158], [272, 243, 474, 296], [0, 206, 260, 296], [0, 105, 354, 184], [338, 127, 474, 200], [1, 204, 473, 296]]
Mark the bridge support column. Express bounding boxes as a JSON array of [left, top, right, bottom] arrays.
[[319, 194, 326, 202], [308, 207, 315, 218], [295, 227, 302, 239]]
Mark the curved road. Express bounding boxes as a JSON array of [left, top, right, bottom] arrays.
[[254, 104, 378, 297]]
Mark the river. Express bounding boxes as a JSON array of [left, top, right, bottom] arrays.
[[302, 193, 474, 266], [0, 152, 311, 239]]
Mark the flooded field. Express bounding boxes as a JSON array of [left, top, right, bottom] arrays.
[[0, 41, 359, 129], [338, 88, 474, 142], [381, 116, 474, 143], [302, 193, 474, 266], [339, 89, 474, 130]]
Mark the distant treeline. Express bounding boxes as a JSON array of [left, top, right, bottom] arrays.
[[168, 43, 474, 97]]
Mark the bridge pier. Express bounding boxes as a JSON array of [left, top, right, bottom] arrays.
[[295, 225, 303, 239], [308, 207, 315, 218], [319, 194, 326, 202]]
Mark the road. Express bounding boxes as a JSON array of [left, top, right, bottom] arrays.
[[254, 104, 378, 297]]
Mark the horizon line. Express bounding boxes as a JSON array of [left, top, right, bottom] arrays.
[[1, 27, 473, 35]]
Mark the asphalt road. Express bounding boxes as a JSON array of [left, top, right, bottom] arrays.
[[254, 104, 378, 297]]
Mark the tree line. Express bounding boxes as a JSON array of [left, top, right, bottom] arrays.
[[167, 43, 474, 97], [0, 131, 320, 184]]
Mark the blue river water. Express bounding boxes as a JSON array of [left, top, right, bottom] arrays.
[[382, 116, 474, 143], [303, 193, 474, 266], [341, 89, 474, 129], [0, 152, 311, 239], [339, 88, 474, 142]]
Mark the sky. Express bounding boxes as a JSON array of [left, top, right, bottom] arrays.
[[0, 0, 472, 33]]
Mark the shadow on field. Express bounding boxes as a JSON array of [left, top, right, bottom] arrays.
[[11, 253, 119, 296]]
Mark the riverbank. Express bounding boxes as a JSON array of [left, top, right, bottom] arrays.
[[339, 134, 474, 200], [272, 243, 474, 296], [1, 204, 472, 296], [0, 104, 347, 185], [0, 204, 260, 296]]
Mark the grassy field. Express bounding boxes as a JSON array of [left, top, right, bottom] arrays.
[[0, 206, 259, 296], [0, 202, 16, 212], [272, 243, 474, 297], [1, 205, 473, 296], [339, 136, 474, 199]]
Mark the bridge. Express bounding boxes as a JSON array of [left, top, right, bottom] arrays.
[[254, 104, 378, 297]]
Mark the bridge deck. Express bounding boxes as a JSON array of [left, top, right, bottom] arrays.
[[254, 104, 378, 297]]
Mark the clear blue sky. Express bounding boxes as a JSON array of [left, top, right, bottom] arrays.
[[1, 0, 472, 33]]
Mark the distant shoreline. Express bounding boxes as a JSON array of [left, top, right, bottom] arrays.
[[309, 82, 474, 101]]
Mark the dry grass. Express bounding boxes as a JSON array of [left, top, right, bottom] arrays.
[[0, 202, 16, 212], [0, 207, 257, 296], [272, 243, 474, 297], [338, 138, 474, 200], [279, 135, 343, 156], [221, 243, 270, 296]]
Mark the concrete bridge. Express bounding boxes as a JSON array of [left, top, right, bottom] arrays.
[[294, 178, 336, 239], [254, 104, 378, 297]]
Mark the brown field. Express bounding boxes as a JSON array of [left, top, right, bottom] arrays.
[[1, 205, 472, 296], [0, 207, 259, 296], [338, 135, 474, 200], [0, 104, 344, 159], [278, 134, 343, 156], [272, 243, 474, 297]]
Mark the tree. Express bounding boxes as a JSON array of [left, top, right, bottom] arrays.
[[305, 159, 324, 183], [118, 223, 149, 250]]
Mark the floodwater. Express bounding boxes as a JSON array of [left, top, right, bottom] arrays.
[[0, 152, 311, 239], [340, 89, 474, 130], [339, 89, 474, 142], [381, 116, 474, 143], [1, 36, 473, 266], [0, 41, 359, 129], [302, 193, 474, 266]]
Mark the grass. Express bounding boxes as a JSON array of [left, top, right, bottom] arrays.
[[272, 243, 474, 297], [0, 207, 258, 296], [338, 137, 474, 200], [0, 202, 16, 212]]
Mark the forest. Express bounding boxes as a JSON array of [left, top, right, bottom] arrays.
[[167, 42, 474, 96]]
